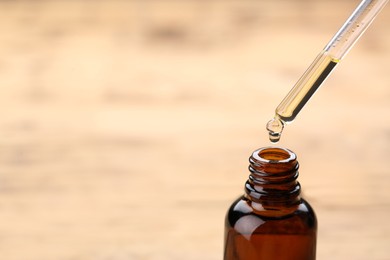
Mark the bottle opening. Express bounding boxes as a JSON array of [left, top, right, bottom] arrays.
[[254, 147, 296, 163]]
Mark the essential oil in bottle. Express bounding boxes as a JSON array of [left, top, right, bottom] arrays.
[[223, 147, 317, 260]]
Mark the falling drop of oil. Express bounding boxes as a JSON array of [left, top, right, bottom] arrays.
[[266, 116, 284, 143]]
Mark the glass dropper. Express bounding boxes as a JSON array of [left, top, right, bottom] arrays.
[[266, 0, 389, 143]]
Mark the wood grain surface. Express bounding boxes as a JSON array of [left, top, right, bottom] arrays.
[[1, 1, 390, 259]]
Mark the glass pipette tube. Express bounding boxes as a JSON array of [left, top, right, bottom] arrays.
[[267, 0, 389, 143]]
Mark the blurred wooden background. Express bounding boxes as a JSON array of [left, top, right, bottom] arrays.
[[0, 0, 390, 259]]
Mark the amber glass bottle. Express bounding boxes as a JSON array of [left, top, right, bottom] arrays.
[[224, 147, 317, 260]]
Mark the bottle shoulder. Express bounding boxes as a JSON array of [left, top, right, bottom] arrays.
[[225, 195, 317, 235]]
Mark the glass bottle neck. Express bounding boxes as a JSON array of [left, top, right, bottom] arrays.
[[244, 147, 301, 211]]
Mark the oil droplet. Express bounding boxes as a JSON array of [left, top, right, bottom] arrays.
[[266, 116, 284, 143], [268, 132, 281, 143]]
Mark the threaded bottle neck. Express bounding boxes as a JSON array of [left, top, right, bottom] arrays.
[[245, 147, 301, 210]]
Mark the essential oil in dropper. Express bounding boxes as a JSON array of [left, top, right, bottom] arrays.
[[266, 52, 339, 143]]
